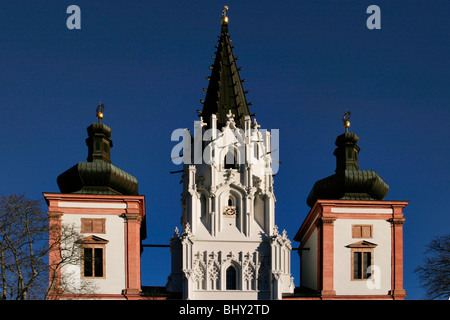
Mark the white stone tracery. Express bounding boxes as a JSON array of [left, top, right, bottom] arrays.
[[167, 114, 294, 299]]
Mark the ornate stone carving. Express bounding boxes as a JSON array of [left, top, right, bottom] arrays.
[[224, 169, 235, 182], [208, 264, 220, 282], [180, 222, 194, 243], [243, 264, 254, 281], [193, 262, 205, 288], [253, 176, 262, 189], [223, 206, 236, 217]]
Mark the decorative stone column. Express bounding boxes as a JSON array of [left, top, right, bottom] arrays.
[[318, 214, 336, 297], [123, 200, 143, 296], [389, 214, 406, 300]]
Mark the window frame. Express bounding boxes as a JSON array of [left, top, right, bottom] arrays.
[[351, 248, 374, 280], [223, 193, 238, 218], [352, 224, 373, 239], [347, 241, 377, 281], [78, 235, 109, 279], [82, 244, 106, 279], [226, 265, 238, 290], [81, 218, 106, 234], [223, 147, 240, 171]]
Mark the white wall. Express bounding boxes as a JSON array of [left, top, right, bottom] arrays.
[[173, 115, 293, 299], [61, 214, 126, 294], [299, 228, 317, 291], [334, 219, 392, 295], [190, 240, 271, 299]]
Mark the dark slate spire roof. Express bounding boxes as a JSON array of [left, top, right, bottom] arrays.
[[306, 121, 389, 207], [57, 103, 139, 195], [200, 7, 252, 129]]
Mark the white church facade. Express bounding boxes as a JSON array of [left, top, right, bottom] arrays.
[[165, 111, 294, 300]]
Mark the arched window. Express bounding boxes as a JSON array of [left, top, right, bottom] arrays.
[[200, 194, 207, 218], [224, 148, 238, 170], [226, 266, 237, 290], [254, 142, 259, 160], [254, 195, 265, 229], [200, 194, 210, 229]]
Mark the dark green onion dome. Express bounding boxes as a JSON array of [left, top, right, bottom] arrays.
[[57, 119, 139, 195], [306, 131, 389, 208], [200, 7, 252, 130]]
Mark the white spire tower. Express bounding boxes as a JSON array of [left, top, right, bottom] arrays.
[[166, 7, 294, 300]]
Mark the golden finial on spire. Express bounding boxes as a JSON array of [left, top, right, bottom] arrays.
[[221, 5, 229, 24], [96, 101, 104, 123], [342, 110, 351, 132]]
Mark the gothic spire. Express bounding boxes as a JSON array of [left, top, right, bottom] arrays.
[[200, 6, 252, 129]]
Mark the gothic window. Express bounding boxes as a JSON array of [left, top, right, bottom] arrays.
[[224, 194, 238, 217], [254, 195, 265, 229], [254, 142, 259, 160], [226, 266, 238, 290], [200, 194, 210, 230], [224, 148, 238, 170], [200, 194, 207, 218]]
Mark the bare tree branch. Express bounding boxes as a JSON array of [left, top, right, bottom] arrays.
[[415, 234, 450, 300], [0, 193, 97, 300]]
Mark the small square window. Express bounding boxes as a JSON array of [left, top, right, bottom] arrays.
[[81, 218, 105, 234], [352, 225, 373, 238]]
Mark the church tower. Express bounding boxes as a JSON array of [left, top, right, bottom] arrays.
[[44, 104, 146, 299], [292, 114, 408, 300], [166, 7, 294, 300]]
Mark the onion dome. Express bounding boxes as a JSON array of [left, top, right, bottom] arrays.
[[306, 113, 389, 207], [57, 103, 139, 195]]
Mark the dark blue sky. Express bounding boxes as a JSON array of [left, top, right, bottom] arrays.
[[0, 1, 448, 299]]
